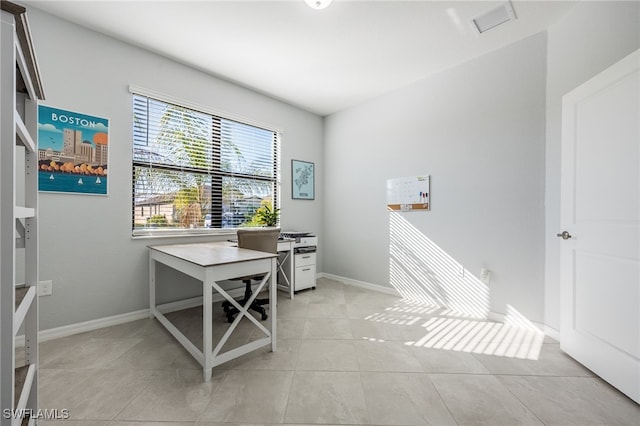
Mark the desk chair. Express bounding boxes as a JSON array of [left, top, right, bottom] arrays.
[[222, 227, 280, 323]]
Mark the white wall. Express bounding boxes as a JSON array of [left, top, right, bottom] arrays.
[[27, 8, 324, 331], [544, 1, 640, 331], [324, 33, 547, 322]]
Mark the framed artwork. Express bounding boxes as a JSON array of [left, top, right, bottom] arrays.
[[292, 159, 314, 200], [37, 105, 109, 195]]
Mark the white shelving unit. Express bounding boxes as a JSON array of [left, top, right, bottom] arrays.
[[1, 2, 45, 425]]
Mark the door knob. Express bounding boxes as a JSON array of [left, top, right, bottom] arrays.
[[557, 231, 572, 240]]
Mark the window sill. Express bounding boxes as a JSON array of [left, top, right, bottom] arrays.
[[131, 228, 238, 240]]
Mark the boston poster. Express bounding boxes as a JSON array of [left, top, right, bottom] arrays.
[[38, 105, 109, 195]]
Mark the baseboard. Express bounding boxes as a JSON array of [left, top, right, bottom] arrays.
[[17, 286, 249, 346], [486, 311, 547, 334], [320, 272, 401, 297], [544, 324, 561, 342], [16, 309, 150, 346]]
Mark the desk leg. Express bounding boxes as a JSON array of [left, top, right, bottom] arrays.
[[278, 243, 295, 300], [149, 255, 156, 319], [203, 271, 213, 382], [270, 257, 277, 352], [289, 245, 295, 299]]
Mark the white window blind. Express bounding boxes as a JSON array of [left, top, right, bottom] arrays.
[[132, 93, 279, 236]]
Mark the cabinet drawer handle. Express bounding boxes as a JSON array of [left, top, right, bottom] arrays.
[[302, 255, 311, 259], [302, 268, 311, 271]]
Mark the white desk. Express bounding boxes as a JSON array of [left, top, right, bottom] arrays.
[[149, 242, 278, 381]]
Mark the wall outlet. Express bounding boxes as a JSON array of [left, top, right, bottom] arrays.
[[480, 268, 491, 284], [38, 280, 53, 296]]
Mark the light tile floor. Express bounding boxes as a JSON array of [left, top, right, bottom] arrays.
[[37, 278, 639, 425]]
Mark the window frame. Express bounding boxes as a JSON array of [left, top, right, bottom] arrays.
[[130, 85, 281, 238]]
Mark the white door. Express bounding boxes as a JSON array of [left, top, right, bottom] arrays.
[[560, 49, 639, 404]]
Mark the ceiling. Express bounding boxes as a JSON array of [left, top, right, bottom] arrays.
[[24, 0, 576, 116]]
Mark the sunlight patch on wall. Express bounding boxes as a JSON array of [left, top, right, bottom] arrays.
[[389, 211, 490, 318], [386, 211, 544, 359]]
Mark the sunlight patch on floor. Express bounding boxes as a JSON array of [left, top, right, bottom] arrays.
[[407, 313, 544, 360]]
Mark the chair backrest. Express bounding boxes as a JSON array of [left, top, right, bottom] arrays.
[[236, 228, 280, 254]]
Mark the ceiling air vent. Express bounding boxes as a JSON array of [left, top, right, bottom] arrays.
[[472, 1, 517, 34]]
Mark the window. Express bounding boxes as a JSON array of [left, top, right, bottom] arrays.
[[132, 91, 280, 236]]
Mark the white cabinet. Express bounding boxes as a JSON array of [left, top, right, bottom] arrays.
[[278, 233, 317, 295], [294, 252, 316, 292], [1, 2, 44, 425]]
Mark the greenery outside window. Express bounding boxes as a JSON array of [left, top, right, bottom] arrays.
[[132, 90, 280, 236]]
